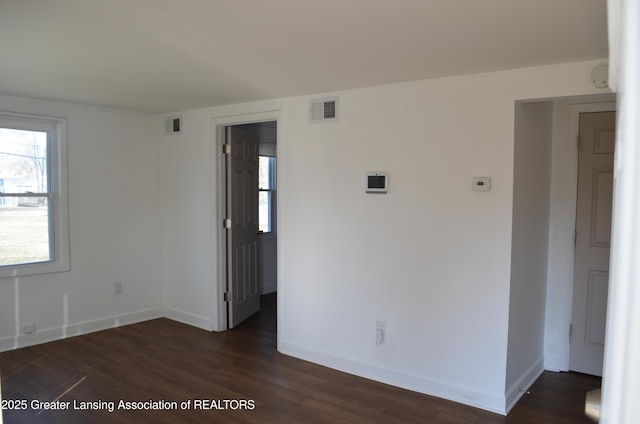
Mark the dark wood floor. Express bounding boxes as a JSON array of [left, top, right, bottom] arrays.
[[1, 294, 600, 423]]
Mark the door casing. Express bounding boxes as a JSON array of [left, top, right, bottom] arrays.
[[569, 110, 616, 376], [212, 110, 281, 332], [546, 100, 616, 371]]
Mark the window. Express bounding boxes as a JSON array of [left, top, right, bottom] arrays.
[[258, 156, 276, 233], [0, 112, 69, 278]]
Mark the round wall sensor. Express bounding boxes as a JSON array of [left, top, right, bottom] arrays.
[[591, 64, 609, 89]]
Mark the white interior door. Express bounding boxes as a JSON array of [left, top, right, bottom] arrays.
[[570, 111, 616, 376], [226, 125, 260, 328]]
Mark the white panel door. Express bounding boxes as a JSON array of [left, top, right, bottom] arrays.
[[570, 111, 616, 376], [226, 125, 260, 328]]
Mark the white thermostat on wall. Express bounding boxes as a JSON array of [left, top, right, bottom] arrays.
[[366, 172, 389, 193], [472, 177, 491, 192]]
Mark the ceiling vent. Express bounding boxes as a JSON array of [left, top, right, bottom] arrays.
[[164, 116, 182, 135], [310, 97, 338, 123]]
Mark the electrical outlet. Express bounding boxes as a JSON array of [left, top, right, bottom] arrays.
[[114, 281, 123, 295], [23, 323, 36, 334]]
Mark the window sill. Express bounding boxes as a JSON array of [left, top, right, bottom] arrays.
[[0, 261, 70, 279]]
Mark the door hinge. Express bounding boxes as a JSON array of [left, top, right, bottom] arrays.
[[223, 218, 231, 229], [569, 323, 573, 341], [223, 144, 231, 154], [224, 292, 232, 302], [574, 230, 577, 245]]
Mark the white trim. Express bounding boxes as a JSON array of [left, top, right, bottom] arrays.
[[162, 306, 216, 332], [602, 1, 640, 420], [544, 99, 616, 373], [564, 101, 616, 371], [0, 112, 70, 279], [280, 341, 507, 415], [211, 110, 282, 333], [505, 358, 545, 414], [0, 307, 163, 353]]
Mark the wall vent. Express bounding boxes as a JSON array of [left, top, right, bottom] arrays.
[[310, 97, 338, 123], [164, 116, 182, 135]]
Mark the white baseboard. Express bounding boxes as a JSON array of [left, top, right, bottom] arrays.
[[279, 341, 507, 415], [1, 309, 536, 418], [162, 306, 216, 331], [0, 306, 221, 354], [544, 354, 562, 372], [505, 357, 545, 414], [0, 307, 164, 353]]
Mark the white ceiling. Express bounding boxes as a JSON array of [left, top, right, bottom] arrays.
[[0, 0, 608, 113]]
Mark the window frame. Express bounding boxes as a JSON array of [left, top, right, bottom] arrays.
[[258, 155, 276, 234], [0, 111, 70, 278]]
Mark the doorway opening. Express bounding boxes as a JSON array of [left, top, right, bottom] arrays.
[[534, 96, 616, 375], [569, 110, 616, 376], [218, 118, 278, 331]]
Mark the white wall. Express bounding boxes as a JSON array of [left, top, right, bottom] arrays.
[[506, 101, 554, 411], [279, 80, 515, 413], [160, 60, 609, 414], [0, 95, 163, 351], [0, 59, 614, 416], [278, 62, 609, 414], [160, 105, 283, 330], [159, 108, 220, 330]]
